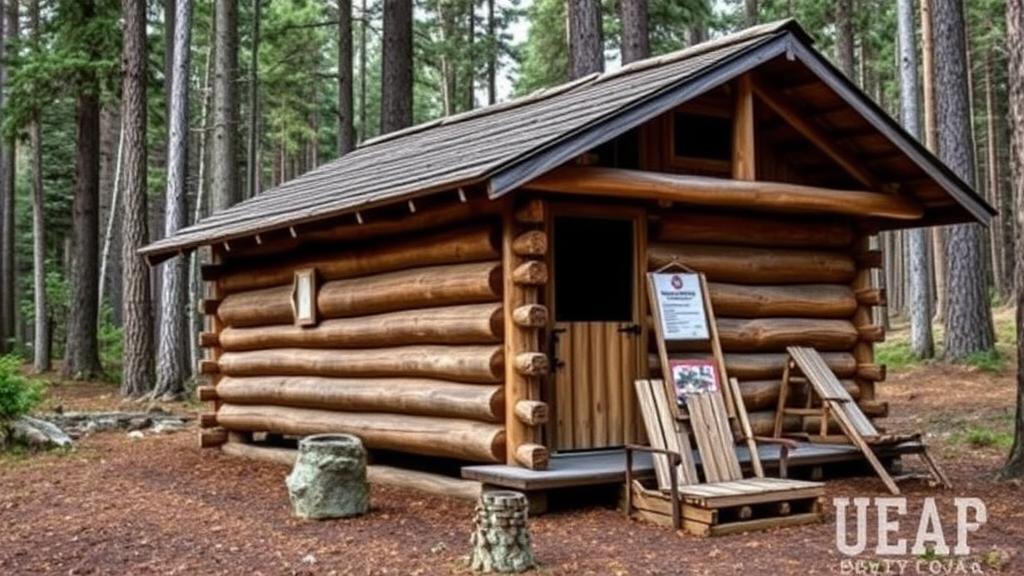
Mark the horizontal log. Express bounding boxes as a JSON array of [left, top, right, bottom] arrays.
[[857, 324, 886, 343], [514, 400, 549, 426], [219, 441, 483, 500], [199, 413, 219, 428], [860, 400, 889, 418], [515, 352, 549, 376], [512, 261, 548, 285], [217, 261, 502, 328], [199, 332, 220, 348], [219, 304, 502, 351], [216, 376, 503, 422], [197, 385, 219, 401], [219, 225, 500, 293], [708, 283, 857, 318], [715, 318, 859, 352], [218, 345, 504, 384], [854, 287, 886, 306], [515, 443, 549, 470], [856, 363, 887, 382], [855, 249, 883, 268], [199, 360, 220, 375], [654, 212, 853, 248], [216, 403, 506, 462], [652, 352, 857, 380], [512, 230, 548, 256], [739, 379, 860, 411], [525, 166, 925, 220], [648, 243, 856, 284], [199, 427, 228, 448], [512, 304, 548, 328], [747, 410, 843, 436]]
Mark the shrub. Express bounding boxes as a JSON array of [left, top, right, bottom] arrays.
[[0, 355, 44, 421], [963, 349, 1003, 373]]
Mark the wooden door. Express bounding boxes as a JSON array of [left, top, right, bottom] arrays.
[[548, 213, 644, 451]]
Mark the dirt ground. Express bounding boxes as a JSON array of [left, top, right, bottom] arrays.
[[2, 328, 1022, 575]]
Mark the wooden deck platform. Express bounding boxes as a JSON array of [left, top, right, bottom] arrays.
[[461, 441, 925, 491]]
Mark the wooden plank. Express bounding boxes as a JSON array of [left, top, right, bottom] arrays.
[[649, 380, 699, 485], [572, 324, 592, 448], [555, 324, 573, 450], [592, 323, 608, 447], [607, 324, 624, 446], [732, 74, 756, 181], [634, 379, 672, 488]]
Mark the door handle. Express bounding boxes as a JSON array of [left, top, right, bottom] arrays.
[[618, 323, 642, 335]]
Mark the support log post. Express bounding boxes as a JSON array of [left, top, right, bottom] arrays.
[[503, 200, 550, 469], [200, 246, 227, 448], [851, 233, 884, 407]]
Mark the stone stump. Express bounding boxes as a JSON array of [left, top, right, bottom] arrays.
[[286, 434, 369, 520], [468, 491, 536, 573]]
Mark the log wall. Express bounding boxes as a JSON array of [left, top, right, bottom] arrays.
[[647, 210, 884, 434], [199, 217, 509, 463]]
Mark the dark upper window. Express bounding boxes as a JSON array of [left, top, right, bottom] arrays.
[[673, 112, 732, 161]]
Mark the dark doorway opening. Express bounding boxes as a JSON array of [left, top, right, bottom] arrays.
[[553, 216, 635, 322]]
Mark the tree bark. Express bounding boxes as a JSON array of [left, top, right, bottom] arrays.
[[0, 0, 16, 353], [983, 51, 1006, 301], [28, 0, 48, 372], [933, 0, 994, 360], [380, 0, 412, 134], [358, 0, 368, 140], [744, 0, 758, 27], [212, 0, 240, 211], [835, 0, 855, 78], [567, 0, 602, 79], [120, 0, 154, 397], [920, 0, 946, 322], [64, 0, 103, 379], [337, 0, 354, 154], [245, 0, 260, 197], [619, 0, 649, 65], [898, 0, 934, 358], [1001, 0, 1024, 478], [486, 0, 496, 105], [154, 0, 192, 399]]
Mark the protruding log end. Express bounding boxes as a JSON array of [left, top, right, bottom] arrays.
[[515, 199, 545, 224], [854, 287, 886, 306], [855, 249, 883, 268], [515, 352, 549, 376], [859, 400, 889, 418], [515, 443, 549, 470], [199, 427, 228, 448], [199, 413, 219, 428], [512, 230, 548, 256], [514, 400, 549, 426], [857, 324, 885, 343], [199, 332, 220, 348], [856, 363, 887, 382], [511, 261, 548, 285], [197, 385, 219, 402], [512, 304, 548, 328], [199, 360, 220, 375], [202, 298, 221, 315]]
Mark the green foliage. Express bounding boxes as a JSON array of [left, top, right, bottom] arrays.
[[874, 340, 920, 370], [513, 0, 568, 95], [956, 425, 1014, 450], [98, 304, 123, 384], [962, 349, 1004, 372], [0, 355, 45, 421]]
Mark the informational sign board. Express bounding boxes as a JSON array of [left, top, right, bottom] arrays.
[[650, 272, 709, 341]]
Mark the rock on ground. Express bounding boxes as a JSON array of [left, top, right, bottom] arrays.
[[286, 434, 369, 520], [3, 416, 74, 450]]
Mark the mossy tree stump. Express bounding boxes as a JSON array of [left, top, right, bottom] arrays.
[[469, 490, 536, 573]]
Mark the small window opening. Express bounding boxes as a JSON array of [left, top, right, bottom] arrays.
[[673, 112, 732, 160]]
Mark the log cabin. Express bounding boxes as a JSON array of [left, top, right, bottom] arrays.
[[143, 20, 994, 501]]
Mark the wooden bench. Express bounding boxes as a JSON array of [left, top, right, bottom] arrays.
[[774, 346, 950, 495]]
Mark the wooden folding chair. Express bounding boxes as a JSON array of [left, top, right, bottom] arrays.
[[774, 346, 951, 495], [625, 378, 825, 537]]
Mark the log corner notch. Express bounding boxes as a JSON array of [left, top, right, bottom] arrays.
[[503, 199, 551, 470], [850, 234, 886, 408], [199, 247, 227, 448]]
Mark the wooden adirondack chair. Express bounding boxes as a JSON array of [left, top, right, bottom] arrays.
[[624, 378, 825, 537], [774, 346, 951, 495]]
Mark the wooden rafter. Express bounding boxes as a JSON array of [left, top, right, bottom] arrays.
[[732, 74, 756, 181], [751, 77, 880, 190]]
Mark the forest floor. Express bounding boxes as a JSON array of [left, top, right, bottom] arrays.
[[0, 309, 1022, 575]]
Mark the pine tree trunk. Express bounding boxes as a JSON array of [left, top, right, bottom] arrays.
[[568, 0, 602, 79], [487, 0, 496, 105], [619, 0, 649, 65], [898, 0, 934, 358], [28, 0, 48, 373], [98, 110, 124, 326], [120, 0, 154, 397], [154, 0, 192, 400], [1002, 0, 1024, 479], [0, 0, 16, 353], [745, 0, 758, 27], [359, 0, 368, 140], [212, 0, 240, 211], [187, 46, 214, 380], [337, 0, 354, 154], [381, 0, 412, 134], [921, 0, 947, 322], [933, 0, 994, 360], [246, 0, 260, 197], [462, 1, 474, 112], [835, 0, 855, 78], [983, 52, 1005, 301], [64, 0, 104, 379]]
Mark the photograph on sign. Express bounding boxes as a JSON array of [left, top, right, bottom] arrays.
[[651, 273, 709, 341], [668, 358, 719, 406]]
